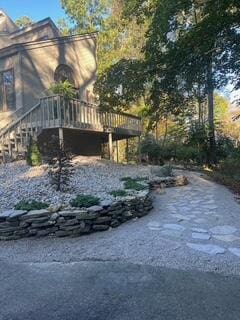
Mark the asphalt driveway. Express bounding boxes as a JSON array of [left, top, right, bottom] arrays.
[[0, 260, 240, 320]]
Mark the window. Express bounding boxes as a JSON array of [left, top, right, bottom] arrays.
[[54, 64, 75, 85], [0, 69, 15, 111]]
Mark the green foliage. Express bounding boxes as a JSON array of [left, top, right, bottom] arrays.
[[61, 0, 148, 76], [123, 178, 147, 191], [61, 0, 111, 33], [26, 136, 42, 167], [15, 16, 34, 28], [151, 164, 174, 177], [14, 200, 49, 211], [50, 80, 76, 99], [56, 18, 71, 36], [218, 158, 240, 180], [210, 156, 240, 193], [140, 135, 163, 165], [121, 0, 240, 163], [109, 189, 128, 197], [95, 59, 146, 111], [120, 176, 148, 182], [70, 194, 100, 208]]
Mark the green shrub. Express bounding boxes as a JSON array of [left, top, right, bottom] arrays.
[[109, 190, 128, 197], [140, 135, 164, 165], [14, 200, 49, 211], [123, 178, 147, 191], [26, 136, 42, 166], [120, 176, 148, 182], [50, 80, 76, 99], [151, 164, 174, 177], [175, 145, 200, 164], [70, 195, 100, 208], [218, 158, 240, 180]]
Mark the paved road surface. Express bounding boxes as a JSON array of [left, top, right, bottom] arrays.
[[1, 261, 240, 320]]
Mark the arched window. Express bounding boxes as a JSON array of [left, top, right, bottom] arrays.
[[54, 64, 75, 85]]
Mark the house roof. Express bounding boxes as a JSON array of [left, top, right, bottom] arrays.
[[0, 32, 98, 58], [0, 8, 18, 33], [10, 17, 59, 38]]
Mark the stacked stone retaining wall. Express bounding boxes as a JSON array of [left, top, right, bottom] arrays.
[[0, 175, 188, 241]]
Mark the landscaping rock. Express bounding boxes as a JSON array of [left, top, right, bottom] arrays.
[[88, 205, 103, 212], [5, 210, 27, 222], [92, 225, 110, 231], [20, 210, 50, 220], [94, 216, 112, 224]]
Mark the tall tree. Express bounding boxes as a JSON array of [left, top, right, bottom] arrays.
[[61, 0, 148, 74], [122, 0, 240, 164]]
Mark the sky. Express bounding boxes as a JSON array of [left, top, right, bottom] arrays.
[[0, 0, 67, 23]]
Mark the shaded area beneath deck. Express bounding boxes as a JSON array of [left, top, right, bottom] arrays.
[[38, 128, 140, 158]]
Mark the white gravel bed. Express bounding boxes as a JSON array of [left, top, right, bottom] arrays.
[[0, 156, 154, 212]]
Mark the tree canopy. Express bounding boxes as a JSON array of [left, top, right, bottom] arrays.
[[15, 16, 34, 28]]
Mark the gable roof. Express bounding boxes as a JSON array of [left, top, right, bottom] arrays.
[[0, 32, 98, 59], [10, 17, 59, 39], [0, 9, 18, 34]]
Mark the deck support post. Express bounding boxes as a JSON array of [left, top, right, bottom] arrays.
[[1, 141, 5, 164], [126, 138, 129, 163], [59, 127, 64, 148], [8, 132, 12, 159], [116, 140, 119, 163], [137, 136, 141, 164], [108, 131, 113, 161]]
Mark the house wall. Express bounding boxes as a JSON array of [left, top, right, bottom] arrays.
[[0, 51, 23, 129], [20, 35, 97, 112], [0, 34, 12, 49], [11, 25, 60, 44]]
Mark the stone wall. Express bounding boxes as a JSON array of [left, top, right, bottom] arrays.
[[0, 191, 153, 241], [0, 175, 188, 241], [149, 175, 189, 190]]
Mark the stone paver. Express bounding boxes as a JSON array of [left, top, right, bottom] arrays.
[[210, 226, 238, 235], [192, 233, 211, 240], [187, 243, 226, 255], [214, 235, 240, 242], [191, 228, 208, 233], [163, 224, 186, 231], [229, 248, 240, 257]]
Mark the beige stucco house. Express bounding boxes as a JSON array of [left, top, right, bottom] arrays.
[[0, 9, 141, 161]]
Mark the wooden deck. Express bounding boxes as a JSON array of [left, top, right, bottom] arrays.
[[38, 96, 142, 136], [0, 95, 142, 161]]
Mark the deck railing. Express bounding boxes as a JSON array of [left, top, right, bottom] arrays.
[[0, 95, 142, 154], [39, 95, 142, 134]]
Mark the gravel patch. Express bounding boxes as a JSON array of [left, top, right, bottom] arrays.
[[0, 157, 153, 212]]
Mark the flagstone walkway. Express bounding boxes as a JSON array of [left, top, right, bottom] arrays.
[[148, 172, 240, 259]]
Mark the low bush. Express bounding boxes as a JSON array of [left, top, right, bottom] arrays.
[[70, 195, 100, 208], [14, 200, 49, 211], [123, 178, 147, 191], [151, 164, 174, 177], [109, 190, 128, 197], [120, 176, 148, 182], [218, 158, 240, 179], [140, 135, 164, 165], [207, 157, 240, 194]]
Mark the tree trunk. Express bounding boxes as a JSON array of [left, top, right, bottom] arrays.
[[207, 59, 217, 165]]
